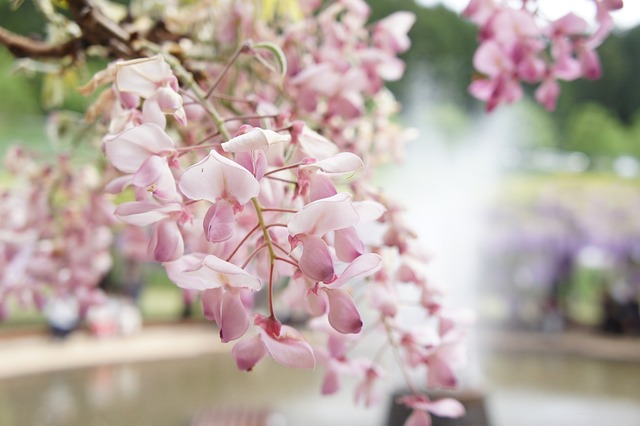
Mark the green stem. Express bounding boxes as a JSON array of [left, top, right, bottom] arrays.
[[140, 42, 231, 140], [252, 197, 279, 319]]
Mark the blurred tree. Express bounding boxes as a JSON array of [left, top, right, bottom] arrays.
[[563, 103, 631, 158], [513, 101, 560, 150], [0, 1, 46, 35]]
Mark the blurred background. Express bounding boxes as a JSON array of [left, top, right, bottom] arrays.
[[1, 1, 640, 425]]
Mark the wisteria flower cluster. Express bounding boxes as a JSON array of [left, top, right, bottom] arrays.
[[464, 0, 623, 111], [0, 0, 621, 424], [0, 147, 114, 318], [71, 0, 468, 422]]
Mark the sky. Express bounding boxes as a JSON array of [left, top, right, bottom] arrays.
[[417, 0, 640, 29]]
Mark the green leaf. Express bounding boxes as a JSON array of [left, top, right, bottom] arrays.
[[10, 0, 26, 11], [252, 41, 287, 77]]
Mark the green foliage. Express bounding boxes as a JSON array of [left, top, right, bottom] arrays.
[[0, 0, 46, 35], [0, 48, 42, 115], [512, 100, 560, 149], [564, 103, 635, 158]]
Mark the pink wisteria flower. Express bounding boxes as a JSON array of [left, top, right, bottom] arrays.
[[0, 0, 624, 421], [465, 0, 622, 111], [398, 394, 466, 426], [232, 314, 316, 370]]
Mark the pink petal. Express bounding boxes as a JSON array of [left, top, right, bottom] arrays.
[[468, 79, 494, 102], [399, 394, 465, 419], [155, 86, 184, 111], [221, 128, 290, 152], [149, 220, 184, 262], [306, 152, 365, 175], [170, 254, 260, 291], [218, 290, 251, 343], [321, 363, 341, 395], [334, 227, 364, 262], [232, 334, 267, 371], [328, 92, 363, 119], [142, 98, 167, 128], [578, 46, 602, 80], [309, 174, 337, 202], [297, 126, 339, 159], [551, 13, 588, 35], [104, 175, 132, 194], [305, 288, 328, 316], [288, 193, 359, 236], [104, 123, 175, 173], [325, 288, 363, 334], [297, 235, 336, 283], [375, 55, 406, 81], [116, 55, 173, 98], [427, 355, 458, 389], [404, 410, 432, 426], [368, 282, 398, 317], [353, 200, 386, 222], [202, 288, 222, 322], [132, 155, 165, 188], [201, 255, 262, 290], [473, 40, 510, 77], [203, 200, 235, 242], [422, 398, 465, 418], [114, 202, 182, 226], [179, 150, 260, 205], [374, 11, 415, 53], [235, 150, 268, 180], [330, 253, 383, 288], [260, 325, 316, 369], [535, 78, 560, 111], [164, 253, 209, 290]]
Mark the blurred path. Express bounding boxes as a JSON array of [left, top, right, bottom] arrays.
[[0, 323, 224, 379]]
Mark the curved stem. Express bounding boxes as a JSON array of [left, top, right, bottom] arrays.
[[205, 42, 251, 100], [226, 223, 261, 262], [176, 143, 219, 155], [264, 176, 297, 186], [251, 197, 279, 319], [382, 317, 421, 396], [272, 241, 293, 257], [261, 208, 298, 214], [265, 223, 288, 229], [242, 244, 267, 269], [141, 41, 231, 140], [268, 262, 276, 318], [263, 163, 301, 177], [275, 256, 299, 268], [223, 114, 279, 123]]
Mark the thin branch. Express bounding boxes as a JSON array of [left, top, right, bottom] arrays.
[[0, 26, 80, 58], [205, 42, 251, 99]]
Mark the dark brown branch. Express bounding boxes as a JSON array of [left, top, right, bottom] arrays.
[[0, 0, 137, 60], [0, 26, 80, 58], [66, 0, 134, 58]]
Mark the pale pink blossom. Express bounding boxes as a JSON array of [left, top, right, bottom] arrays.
[[232, 315, 315, 370], [399, 395, 466, 426], [179, 149, 261, 208], [103, 123, 176, 174]]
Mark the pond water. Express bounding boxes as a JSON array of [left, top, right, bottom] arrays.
[[1, 348, 639, 426]]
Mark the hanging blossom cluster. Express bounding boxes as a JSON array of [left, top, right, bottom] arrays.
[[0, 147, 115, 318], [0, 0, 622, 424], [73, 0, 467, 423], [464, 0, 623, 111]]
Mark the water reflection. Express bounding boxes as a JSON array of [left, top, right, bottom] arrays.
[[485, 353, 640, 426], [0, 349, 639, 426], [0, 353, 389, 426]]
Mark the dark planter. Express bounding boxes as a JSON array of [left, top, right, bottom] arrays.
[[386, 389, 489, 426]]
